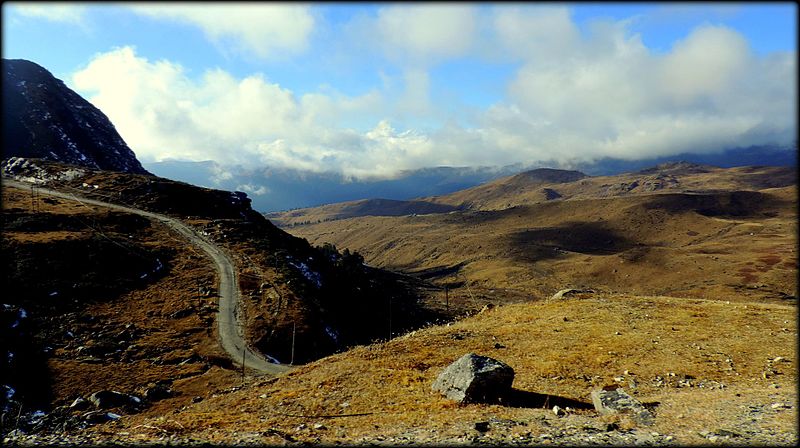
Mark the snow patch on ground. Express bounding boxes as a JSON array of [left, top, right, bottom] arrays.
[[288, 260, 322, 288], [264, 354, 282, 365], [325, 326, 340, 344]]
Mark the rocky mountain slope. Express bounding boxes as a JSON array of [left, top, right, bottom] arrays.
[[1, 158, 443, 438], [2, 59, 149, 174]]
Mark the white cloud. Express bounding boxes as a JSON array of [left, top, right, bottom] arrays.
[[128, 3, 314, 59], [69, 12, 795, 180], [492, 6, 581, 62], [492, 15, 796, 163], [70, 47, 441, 178], [370, 4, 476, 64], [236, 183, 269, 196], [11, 2, 87, 25]]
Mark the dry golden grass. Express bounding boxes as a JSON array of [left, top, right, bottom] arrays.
[[283, 185, 797, 306], [3, 185, 239, 412], [101, 291, 797, 444]]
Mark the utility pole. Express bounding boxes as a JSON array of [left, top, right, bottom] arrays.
[[290, 322, 296, 365], [241, 347, 246, 384]]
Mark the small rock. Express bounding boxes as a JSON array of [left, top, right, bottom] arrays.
[[479, 304, 495, 314], [591, 387, 654, 426], [550, 288, 594, 301], [716, 429, 740, 438], [771, 402, 791, 410], [81, 410, 119, 424], [474, 422, 490, 433], [313, 423, 326, 430], [88, 390, 141, 409], [143, 383, 172, 401], [69, 397, 91, 411], [552, 405, 566, 416], [192, 396, 203, 403]]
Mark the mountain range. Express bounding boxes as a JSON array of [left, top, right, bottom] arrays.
[[145, 143, 796, 213], [1, 57, 797, 445]]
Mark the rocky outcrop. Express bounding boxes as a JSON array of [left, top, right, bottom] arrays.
[[2, 59, 149, 175], [432, 353, 514, 404]]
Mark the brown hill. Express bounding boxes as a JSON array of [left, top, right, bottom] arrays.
[[53, 291, 799, 445], [269, 164, 796, 226], [1, 158, 441, 435], [3, 160, 796, 445], [278, 164, 797, 307]]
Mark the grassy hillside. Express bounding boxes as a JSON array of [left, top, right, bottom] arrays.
[[2, 159, 442, 433], [83, 291, 797, 445], [278, 165, 797, 307], [270, 163, 796, 226]]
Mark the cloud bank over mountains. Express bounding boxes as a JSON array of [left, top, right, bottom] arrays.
[[62, 5, 797, 179]]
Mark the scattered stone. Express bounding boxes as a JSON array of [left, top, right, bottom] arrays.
[[552, 405, 566, 416], [432, 353, 514, 404], [143, 383, 173, 401], [716, 429, 741, 438], [88, 390, 142, 409], [549, 288, 594, 301], [478, 304, 495, 314], [591, 386, 654, 426], [69, 397, 91, 411], [192, 396, 203, 403], [474, 422, 490, 433], [81, 410, 120, 424], [771, 402, 791, 410], [313, 423, 327, 430], [169, 307, 194, 319]]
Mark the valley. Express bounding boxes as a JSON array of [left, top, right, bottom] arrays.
[[274, 164, 797, 308], [2, 157, 797, 445], [2, 12, 797, 443]]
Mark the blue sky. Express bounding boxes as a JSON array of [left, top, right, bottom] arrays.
[[2, 2, 797, 180]]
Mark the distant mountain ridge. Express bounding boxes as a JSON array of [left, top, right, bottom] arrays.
[[2, 58, 149, 175], [147, 145, 795, 213], [268, 163, 797, 226]]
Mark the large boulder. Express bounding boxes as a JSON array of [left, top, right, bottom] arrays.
[[432, 353, 514, 404]]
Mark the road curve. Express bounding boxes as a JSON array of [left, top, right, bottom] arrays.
[[4, 179, 291, 375]]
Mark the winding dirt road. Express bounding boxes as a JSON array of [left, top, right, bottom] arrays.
[[5, 179, 290, 375]]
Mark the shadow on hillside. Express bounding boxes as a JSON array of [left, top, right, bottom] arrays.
[[506, 221, 634, 263], [642, 191, 790, 218], [501, 388, 593, 410], [337, 199, 463, 219]]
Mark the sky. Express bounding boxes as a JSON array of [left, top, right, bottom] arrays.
[[2, 2, 797, 180]]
